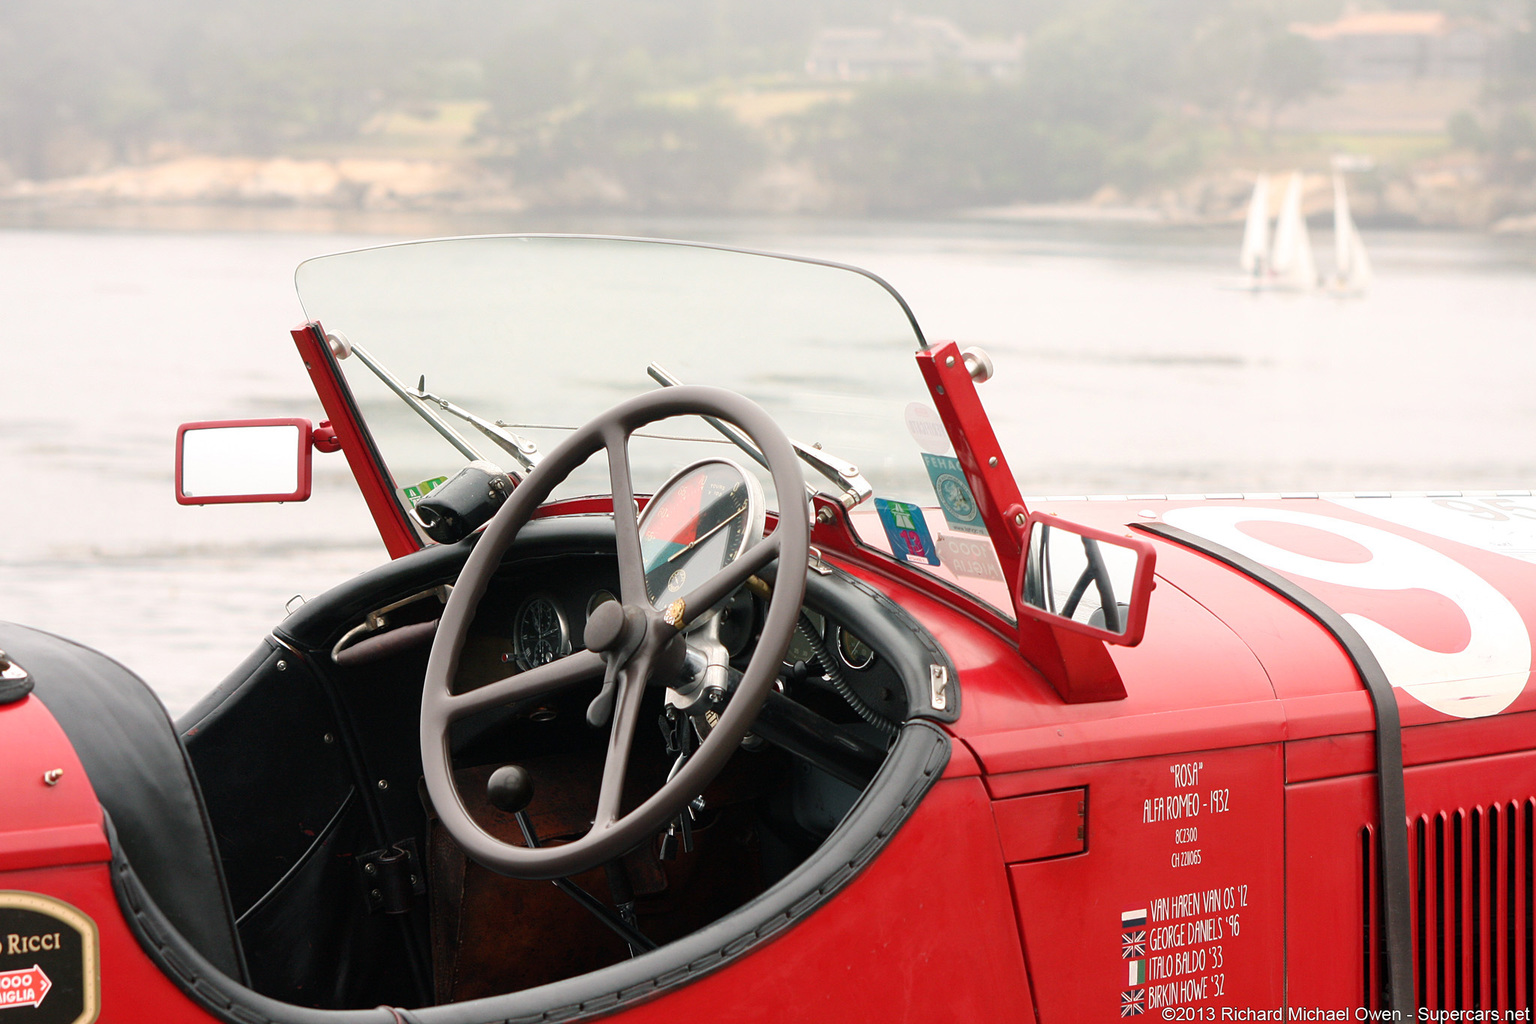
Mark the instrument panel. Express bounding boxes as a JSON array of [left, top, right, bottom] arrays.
[[466, 551, 906, 732]]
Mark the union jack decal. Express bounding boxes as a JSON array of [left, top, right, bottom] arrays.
[[1121, 930, 1145, 958], [1120, 989, 1145, 1016]]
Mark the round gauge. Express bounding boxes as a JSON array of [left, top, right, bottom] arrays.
[[513, 596, 570, 670], [835, 626, 875, 670], [586, 589, 617, 618], [638, 458, 765, 610]]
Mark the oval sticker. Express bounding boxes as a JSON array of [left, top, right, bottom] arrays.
[[0, 892, 99, 1024]]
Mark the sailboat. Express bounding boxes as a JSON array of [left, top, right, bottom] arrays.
[[1328, 170, 1371, 295], [1228, 171, 1317, 292], [1268, 172, 1317, 290], [1239, 173, 1271, 279]]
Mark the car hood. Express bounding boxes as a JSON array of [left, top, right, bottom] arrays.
[[927, 492, 1536, 777]]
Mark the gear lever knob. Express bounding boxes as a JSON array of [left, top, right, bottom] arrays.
[[487, 765, 535, 816]]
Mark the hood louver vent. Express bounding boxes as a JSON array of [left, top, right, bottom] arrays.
[[1362, 800, 1536, 1012]]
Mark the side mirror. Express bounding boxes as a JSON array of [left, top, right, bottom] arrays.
[[1018, 512, 1156, 645], [175, 419, 316, 505], [1012, 511, 1158, 704]]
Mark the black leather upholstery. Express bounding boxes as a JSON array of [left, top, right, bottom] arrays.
[[0, 622, 246, 981]]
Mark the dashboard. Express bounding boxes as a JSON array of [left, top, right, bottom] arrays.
[[455, 549, 910, 742]]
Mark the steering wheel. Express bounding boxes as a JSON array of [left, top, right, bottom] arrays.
[[420, 385, 809, 881], [1059, 536, 1121, 633]]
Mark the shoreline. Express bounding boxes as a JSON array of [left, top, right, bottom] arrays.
[[3, 155, 1534, 236]]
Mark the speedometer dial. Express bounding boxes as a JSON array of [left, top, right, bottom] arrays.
[[638, 459, 765, 610], [513, 596, 570, 670]]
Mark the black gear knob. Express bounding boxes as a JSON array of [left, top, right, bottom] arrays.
[[487, 765, 535, 816]]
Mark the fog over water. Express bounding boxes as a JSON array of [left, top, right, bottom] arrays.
[[2, 220, 1534, 713]]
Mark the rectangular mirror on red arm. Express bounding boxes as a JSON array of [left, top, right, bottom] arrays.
[[1013, 511, 1158, 704], [1019, 511, 1157, 645], [175, 418, 314, 505]]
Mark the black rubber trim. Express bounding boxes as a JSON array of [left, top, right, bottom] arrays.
[[1138, 521, 1415, 1012], [112, 723, 950, 1024]]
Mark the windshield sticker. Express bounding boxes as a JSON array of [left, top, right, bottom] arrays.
[[401, 476, 448, 507], [922, 454, 985, 535], [934, 532, 1004, 582], [904, 402, 952, 455], [874, 499, 941, 567]]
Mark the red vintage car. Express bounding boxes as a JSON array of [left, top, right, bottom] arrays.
[[1, 235, 1530, 1023]]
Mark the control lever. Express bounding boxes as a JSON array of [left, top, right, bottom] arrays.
[[656, 716, 698, 861], [583, 602, 645, 727], [486, 766, 656, 954]]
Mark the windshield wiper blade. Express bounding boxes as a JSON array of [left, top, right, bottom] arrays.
[[646, 363, 873, 511], [412, 378, 540, 474]]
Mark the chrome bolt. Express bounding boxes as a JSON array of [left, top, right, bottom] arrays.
[[42, 769, 64, 786], [988, 457, 998, 467], [323, 732, 335, 744], [276, 660, 287, 672], [1015, 513, 1026, 527], [377, 779, 389, 790], [364, 863, 378, 876], [945, 355, 955, 367]]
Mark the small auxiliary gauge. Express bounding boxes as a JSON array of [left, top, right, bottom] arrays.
[[835, 626, 875, 670]]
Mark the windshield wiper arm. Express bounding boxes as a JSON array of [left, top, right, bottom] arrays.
[[411, 378, 540, 475], [340, 339, 486, 463], [646, 363, 873, 511]]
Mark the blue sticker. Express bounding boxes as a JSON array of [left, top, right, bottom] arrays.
[[874, 498, 941, 566], [921, 453, 986, 535]]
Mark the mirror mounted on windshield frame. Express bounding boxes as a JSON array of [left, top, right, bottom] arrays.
[[1019, 512, 1157, 645], [1013, 512, 1157, 704], [175, 418, 325, 505]]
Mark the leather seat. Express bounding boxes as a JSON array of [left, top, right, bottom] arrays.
[[0, 622, 246, 981]]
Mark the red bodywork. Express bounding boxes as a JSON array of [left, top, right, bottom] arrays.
[[7, 320, 1536, 1021]]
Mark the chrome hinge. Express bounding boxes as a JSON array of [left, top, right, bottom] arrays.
[[929, 664, 948, 712], [0, 650, 32, 705]]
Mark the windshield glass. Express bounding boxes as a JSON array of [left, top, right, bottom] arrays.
[[295, 235, 998, 597]]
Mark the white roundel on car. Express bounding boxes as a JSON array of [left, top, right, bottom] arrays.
[[1163, 505, 1532, 719]]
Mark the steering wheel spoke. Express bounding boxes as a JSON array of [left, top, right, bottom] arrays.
[[443, 648, 606, 722], [663, 529, 783, 632], [593, 656, 653, 828], [605, 428, 649, 608]]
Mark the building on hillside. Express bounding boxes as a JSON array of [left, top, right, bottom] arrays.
[[1289, 11, 1493, 81], [806, 15, 1024, 81]]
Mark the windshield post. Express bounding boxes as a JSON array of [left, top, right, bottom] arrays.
[[292, 322, 422, 558], [914, 340, 1028, 598]]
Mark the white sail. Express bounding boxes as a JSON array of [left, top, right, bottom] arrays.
[[1269, 172, 1316, 290], [1240, 174, 1270, 276], [1332, 171, 1371, 293]]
